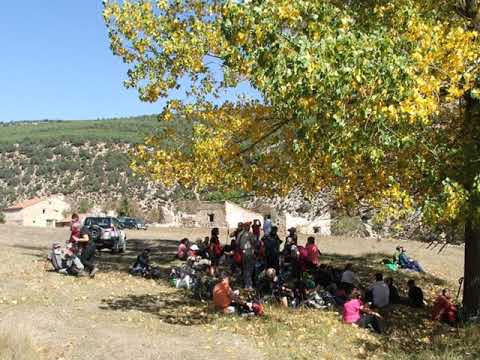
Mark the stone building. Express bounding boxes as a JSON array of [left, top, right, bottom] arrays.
[[2, 195, 71, 227], [174, 200, 263, 229]]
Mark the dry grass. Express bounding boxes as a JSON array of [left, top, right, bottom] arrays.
[[0, 323, 42, 360]]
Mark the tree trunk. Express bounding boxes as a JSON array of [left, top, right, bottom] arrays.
[[463, 93, 480, 317]]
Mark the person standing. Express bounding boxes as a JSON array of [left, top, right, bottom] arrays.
[[305, 236, 321, 270], [263, 215, 272, 237], [264, 226, 282, 272], [252, 219, 262, 241], [239, 222, 256, 290]]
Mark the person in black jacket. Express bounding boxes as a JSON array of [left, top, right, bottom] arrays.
[[263, 226, 282, 272], [131, 249, 151, 276], [79, 234, 98, 278], [407, 279, 424, 307]]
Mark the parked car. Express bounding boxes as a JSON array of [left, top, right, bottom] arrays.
[[119, 217, 148, 231], [135, 219, 148, 231], [82, 217, 127, 253], [118, 217, 137, 230]]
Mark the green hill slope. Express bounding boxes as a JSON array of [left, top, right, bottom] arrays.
[[0, 116, 167, 217]]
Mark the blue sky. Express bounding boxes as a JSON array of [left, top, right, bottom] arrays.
[[0, 1, 256, 122]]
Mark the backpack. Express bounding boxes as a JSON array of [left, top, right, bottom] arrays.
[[212, 242, 222, 258], [298, 246, 308, 262], [233, 249, 243, 265], [48, 243, 64, 271]]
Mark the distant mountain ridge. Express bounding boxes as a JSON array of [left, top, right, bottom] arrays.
[[0, 116, 172, 219]]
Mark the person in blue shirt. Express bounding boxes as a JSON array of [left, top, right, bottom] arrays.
[[399, 248, 424, 272], [263, 215, 272, 237]]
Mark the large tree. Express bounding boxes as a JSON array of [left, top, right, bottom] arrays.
[[104, 0, 480, 315]]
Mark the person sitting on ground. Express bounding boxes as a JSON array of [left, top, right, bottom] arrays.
[[407, 279, 424, 308], [385, 277, 400, 304], [432, 288, 457, 326], [263, 226, 282, 272], [315, 264, 334, 288], [131, 248, 151, 276], [367, 273, 390, 308], [393, 246, 402, 264], [341, 263, 361, 292], [343, 289, 382, 333], [256, 267, 279, 298], [305, 236, 321, 270], [79, 233, 98, 278], [176, 238, 189, 260], [213, 274, 240, 314], [399, 248, 424, 273]]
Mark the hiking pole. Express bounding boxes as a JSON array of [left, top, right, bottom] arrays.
[[456, 277, 464, 302]]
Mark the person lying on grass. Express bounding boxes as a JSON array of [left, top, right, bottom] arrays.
[[343, 289, 382, 334]]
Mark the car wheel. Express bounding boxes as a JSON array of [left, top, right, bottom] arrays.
[[120, 241, 126, 253], [111, 239, 120, 254]]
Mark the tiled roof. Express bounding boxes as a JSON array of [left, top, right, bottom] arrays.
[[4, 198, 44, 211]]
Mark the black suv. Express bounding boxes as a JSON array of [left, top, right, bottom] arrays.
[[82, 217, 127, 253]]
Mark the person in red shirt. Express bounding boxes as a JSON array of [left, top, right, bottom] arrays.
[[432, 289, 457, 326], [305, 236, 321, 270], [252, 219, 262, 241], [68, 214, 82, 251]]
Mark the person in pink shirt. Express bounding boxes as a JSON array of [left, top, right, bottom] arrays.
[[305, 236, 321, 269], [176, 238, 189, 260], [343, 290, 382, 333]]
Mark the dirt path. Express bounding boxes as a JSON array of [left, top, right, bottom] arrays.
[[0, 225, 465, 359]]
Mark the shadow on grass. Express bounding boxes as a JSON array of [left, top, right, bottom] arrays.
[[93, 237, 180, 277], [99, 293, 214, 326]]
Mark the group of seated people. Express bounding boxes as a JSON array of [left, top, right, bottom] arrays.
[[173, 221, 457, 332]]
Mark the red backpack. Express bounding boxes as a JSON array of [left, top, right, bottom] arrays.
[[212, 242, 222, 257], [233, 249, 243, 265], [298, 246, 309, 262]]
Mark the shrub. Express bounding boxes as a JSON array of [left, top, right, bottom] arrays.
[[0, 212, 5, 224], [331, 216, 367, 237]]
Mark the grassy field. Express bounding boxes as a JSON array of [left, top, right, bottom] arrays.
[[0, 225, 477, 360], [0, 116, 160, 147]]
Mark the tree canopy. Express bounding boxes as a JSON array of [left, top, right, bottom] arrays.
[[104, 0, 480, 311]]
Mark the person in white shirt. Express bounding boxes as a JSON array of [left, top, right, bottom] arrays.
[[341, 263, 361, 288], [263, 215, 272, 237], [368, 273, 390, 308]]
